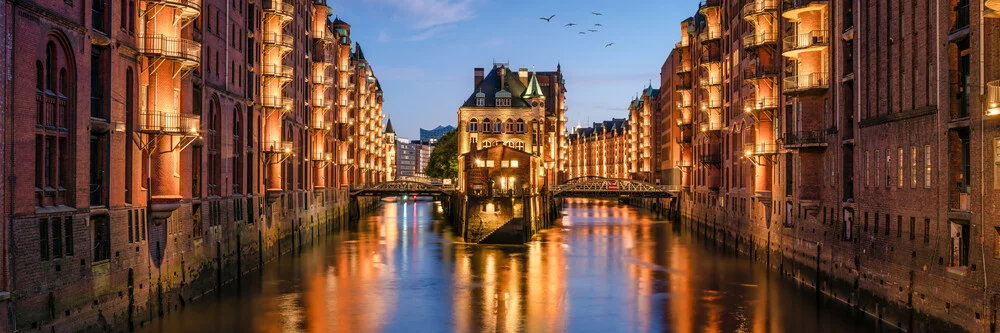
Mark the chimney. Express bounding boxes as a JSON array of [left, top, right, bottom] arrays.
[[519, 68, 529, 86], [474, 68, 484, 89]]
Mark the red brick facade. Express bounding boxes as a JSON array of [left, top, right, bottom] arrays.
[[0, 0, 390, 330], [651, 0, 1000, 330]]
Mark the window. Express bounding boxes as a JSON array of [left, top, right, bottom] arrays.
[[911, 146, 918, 188], [52, 217, 62, 258], [92, 215, 111, 262], [885, 213, 891, 236], [874, 150, 880, 188], [952, 221, 970, 267], [207, 98, 221, 196], [486, 160, 495, 168], [910, 217, 916, 240], [924, 218, 931, 243], [494, 119, 502, 133], [925, 145, 932, 188], [898, 148, 904, 188], [35, 40, 74, 207], [994, 227, 1000, 259], [64, 219, 73, 256], [516, 119, 525, 133], [482, 118, 492, 133], [865, 150, 870, 187], [39, 219, 49, 261], [511, 160, 519, 168], [468, 119, 478, 132], [476, 97, 484, 106], [874, 212, 879, 234], [505, 119, 514, 133], [897, 216, 902, 238], [501, 160, 510, 168], [885, 149, 891, 187]]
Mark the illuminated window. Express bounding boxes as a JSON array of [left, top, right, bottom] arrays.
[[925, 145, 932, 188], [501, 160, 510, 168], [486, 160, 495, 168], [897, 148, 904, 188], [911, 146, 917, 188], [865, 150, 870, 187], [511, 160, 519, 168]]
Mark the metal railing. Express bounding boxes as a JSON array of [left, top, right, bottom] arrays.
[[744, 63, 781, 80], [263, 0, 295, 17], [676, 63, 693, 74], [743, 31, 779, 49], [699, 153, 722, 164], [698, 25, 722, 42], [262, 140, 293, 154], [743, 0, 779, 17], [782, 0, 828, 11], [783, 30, 829, 53], [745, 143, 778, 155], [676, 136, 692, 144], [987, 80, 1000, 116], [783, 72, 829, 92], [783, 130, 825, 146], [743, 97, 780, 111], [145, 0, 201, 15], [702, 99, 723, 109], [263, 33, 294, 49], [700, 121, 724, 132], [699, 75, 722, 87], [675, 39, 690, 49], [311, 152, 333, 161], [138, 111, 200, 135], [261, 96, 293, 110], [261, 64, 293, 79], [137, 34, 201, 63]]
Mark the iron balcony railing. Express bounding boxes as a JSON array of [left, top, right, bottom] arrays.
[[744, 63, 781, 80], [699, 153, 722, 164], [699, 24, 722, 43], [137, 34, 201, 64], [138, 111, 200, 135], [263, 33, 294, 49], [675, 39, 690, 49], [699, 75, 722, 87], [782, 0, 828, 11], [145, 0, 201, 17], [745, 143, 779, 155], [676, 78, 693, 91], [677, 100, 693, 109], [700, 121, 724, 132], [675, 160, 693, 168], [702, 99, 723, 110], [262, 64, 293, 80], [784, 72, 829, 92], [263, 0, 295, 18], [311, 152, 333, 162], [676, 116, 693, 126], [262, 96, 293, 110], [263, 141, 293, 154], [676, 136, 692, 144], [783, 30, 829, 54], [676, 63, 693, 74], [743, 31, 779, 49], [783, 130, 826, 147], [744, 97, 780, 112], [743, 0, 779, 17]]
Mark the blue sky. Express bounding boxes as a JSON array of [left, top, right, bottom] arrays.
[[327, 0, 701, 139]]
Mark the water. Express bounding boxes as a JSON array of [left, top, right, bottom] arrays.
[[141, 198, 880, 333]]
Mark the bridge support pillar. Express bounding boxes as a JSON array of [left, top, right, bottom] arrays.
[[348, 196, 360, 222]]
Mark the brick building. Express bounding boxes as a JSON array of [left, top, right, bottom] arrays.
[[0, 0, 390, 330], [566, 119, 631, 180], [651, 0, 1000, 330], [457, 63, 565, 192]]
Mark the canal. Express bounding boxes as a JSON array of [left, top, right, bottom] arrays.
[[140, 198, 881, 332]]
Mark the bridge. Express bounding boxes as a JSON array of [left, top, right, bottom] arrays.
[[350, 180, 455, 197], [550, 177, 679, 198]]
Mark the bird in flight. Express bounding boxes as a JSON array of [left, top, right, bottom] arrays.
[[588, 29, 598, 33], [594, 23, 603, 27], [579, 32, 587, 35], [565, 23, 577, 27], [592, 12, 603, 16], [605, 43, 615, 47], [539, 14, 555, 22]]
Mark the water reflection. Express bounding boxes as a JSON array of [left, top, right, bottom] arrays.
[[142, 198, 876, 333]]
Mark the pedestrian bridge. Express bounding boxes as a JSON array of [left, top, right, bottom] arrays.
[[550, 177, 679, 198], [350, 180, 455, 197]]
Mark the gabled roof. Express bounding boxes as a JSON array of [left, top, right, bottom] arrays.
[[353, 42, 366, 61], [384, 119, 395, 134], [522, 73, 545, 99], [333, 17, 350, 27], [462, 65, 531, 108]]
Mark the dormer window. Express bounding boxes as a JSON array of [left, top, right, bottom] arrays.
[[496, 89, 512, 107], [475, 90, 486, 107]]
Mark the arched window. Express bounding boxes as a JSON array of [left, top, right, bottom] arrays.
[[207, 97, 221, 196], [516, 119, 525, 133], [125, 67, 135, 204], [468, 119, 478, 132], [35, 36, 75, 207], [233, 106, 243, 194], [494, 118, 502, 133], [482, 118, 492, 133], [505, 119, 514, 133]]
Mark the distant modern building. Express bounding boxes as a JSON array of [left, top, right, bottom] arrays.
[[420, 125, 456, 144], [395, 138, 436, 178]]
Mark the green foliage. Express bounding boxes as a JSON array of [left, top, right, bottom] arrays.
[[425, 129, 458, 179]]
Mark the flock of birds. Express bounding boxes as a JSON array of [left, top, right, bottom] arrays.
[[539, 12, 615, 48]]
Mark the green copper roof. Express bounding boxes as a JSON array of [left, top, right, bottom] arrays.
[[522, 73, 545, 99]]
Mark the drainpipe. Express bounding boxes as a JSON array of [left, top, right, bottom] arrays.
[[978, 0, 991, 329]]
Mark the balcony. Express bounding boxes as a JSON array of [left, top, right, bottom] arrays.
[[743, 0, 778, 19], [782, 130, 827, 148], [677, 100, 693, 109], [263, 33, 294, 52], [676, 63, 693, 75], [743, 97, 780, 113], [144, 0, 200, 20], [137, 35, 201, 67], [744, 63, 781, 81], [675, 39, 690, 49], [263, 0, 294, 21], [781, 0, 828, 20], [743, 32, 779, 50], [988, 0, 1000, 12], [699, 0, 721, 14], [782, 30, 829, 57], [699, 75, 721, 87], [700, 121, 724, 133], [783, 72, 829, 94], [699, 153, 722, 165], [263, 140, 293, 154], [676, 78, 693, 91], [676, 136, 692, 144], [311, 152, 333, 162], [312, 74, 332, 86], [138, 111, 200, 136], [262, 96, 293, 111], [700, 50, 722, 65], [745, 143, 779, 155], [698, 24, 722, 43], [262, 64, 293, 81], [987, 80, 1000, 116]]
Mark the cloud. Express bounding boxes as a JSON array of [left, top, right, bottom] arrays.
[[377, 31, 391, 42], [406, 26, 444, 41], [361, 0, 476, 29]]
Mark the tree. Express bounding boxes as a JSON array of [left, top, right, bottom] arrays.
[[425, 129, 458, 179]]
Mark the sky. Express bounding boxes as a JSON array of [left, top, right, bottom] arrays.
[[327, 0, 701, 139]]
